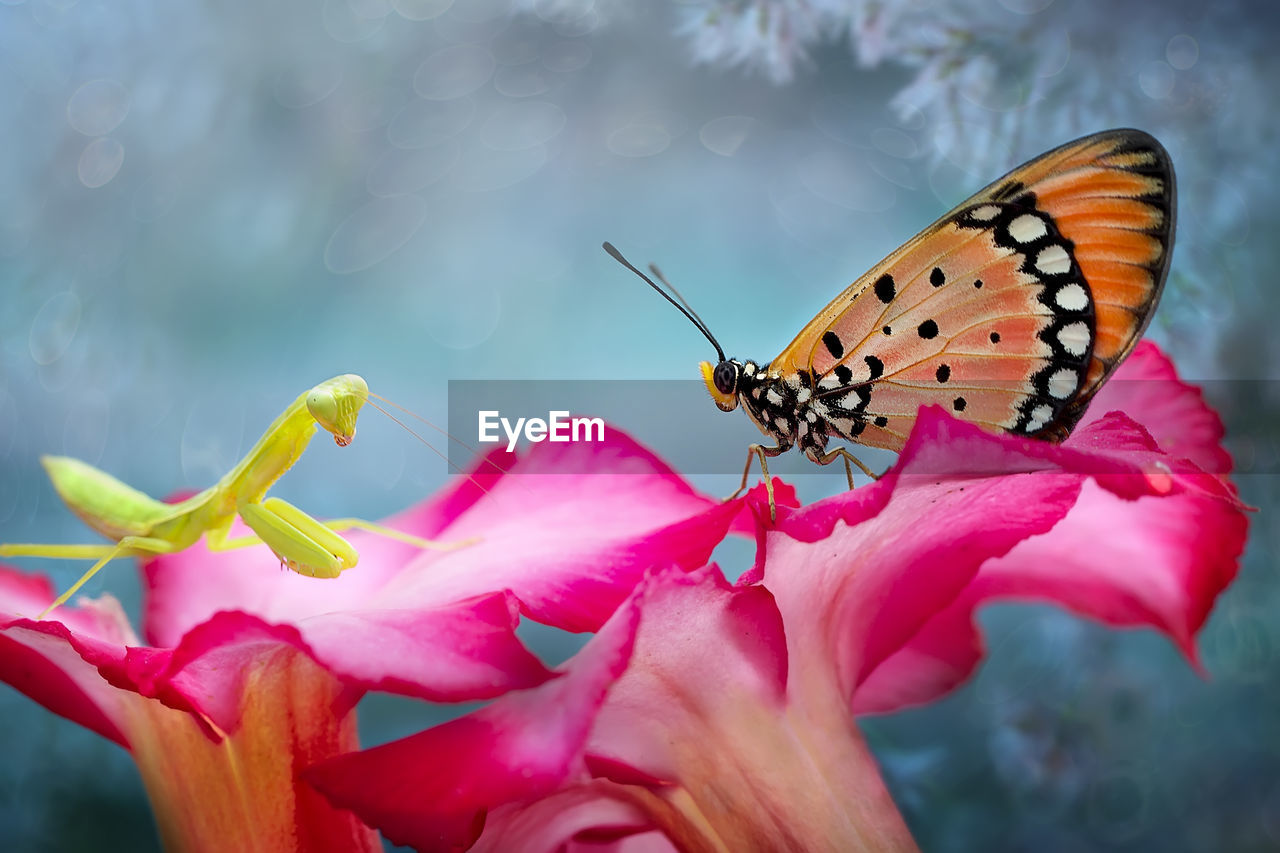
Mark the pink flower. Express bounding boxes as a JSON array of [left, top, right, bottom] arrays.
[[306, 342, 1247, 852], [0, 433, 748, 851]]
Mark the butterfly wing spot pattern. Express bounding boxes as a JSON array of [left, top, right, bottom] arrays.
[[609, 129, 1175, 521]]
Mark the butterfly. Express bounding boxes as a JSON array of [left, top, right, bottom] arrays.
[[606, 128, 1175, 518]]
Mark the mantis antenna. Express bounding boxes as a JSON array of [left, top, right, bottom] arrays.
[[366, 392, 514, 481]]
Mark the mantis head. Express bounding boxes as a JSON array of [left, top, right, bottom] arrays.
[[306, 374, 369, 446]]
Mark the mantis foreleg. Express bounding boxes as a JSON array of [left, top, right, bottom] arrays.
[[210, 497, 467, 579]]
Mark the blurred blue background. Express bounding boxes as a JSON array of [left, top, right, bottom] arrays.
[[1, 0, 1276, 849]]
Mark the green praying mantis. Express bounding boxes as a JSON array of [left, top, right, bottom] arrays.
[[0, 374, 468, 619]]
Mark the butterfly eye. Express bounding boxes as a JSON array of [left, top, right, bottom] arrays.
[[713, 361, 738, 395], [700, 360, 739, 412]]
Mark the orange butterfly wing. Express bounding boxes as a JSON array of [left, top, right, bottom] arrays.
[[770, 128, 1174, 452]]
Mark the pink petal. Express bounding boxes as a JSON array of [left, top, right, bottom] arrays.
[[0, 574, 381, 850], [581, 568, 916, 852], [759, 411, 1088, 709], [145, 427, 739, 644], [1075, 340, 1233, 475], [0, 567, 140, 746], [368, 430, 756, 633], [585, 569, 788, 783], [295, 592, 554, 702], [0, 630, 125, 745], [312, 569, 918, 852], [472, 786, 659, 853], [761, 397, 1245, 714], [124, 644, 382, 853], [855, 466, 1246, 713], [4, 579, 548, 740], [0, 609, 315, 739], [141, 518, 431, 650], [378, 496, 743, 635], [845, 346, 1248, 712], [386, 445, 517, 535], [305, 572, 647, 852], [129, 600, 551, 733]]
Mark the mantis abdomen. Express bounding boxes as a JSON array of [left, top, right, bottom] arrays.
[[41, 455, 180, 540]]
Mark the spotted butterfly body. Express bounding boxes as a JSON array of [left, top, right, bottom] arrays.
[[701, 129, 1175, 467]]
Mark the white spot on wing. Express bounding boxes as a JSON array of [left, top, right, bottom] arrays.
[[743, 363, 756, 376], [774, 416, 790, 432], [1047, 368, 1077, 399], [766, 387, 784, 406], [1036, 244, 1072, 275], [796, 387, 811, 404], [837, 391, 863, 411], [970, 204, 1000, 221], [1026, 403, 1055, 432], [818, 375, 842, 392], [1008, 213, 1047, 243], [829, 418, 855, 435], [1055, 283, 1089, 311], [1057, 321, 1090, 356]]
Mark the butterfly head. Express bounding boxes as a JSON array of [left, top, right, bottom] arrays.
[[700, 359, 741, 412]]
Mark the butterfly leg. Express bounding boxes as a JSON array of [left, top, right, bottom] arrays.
[[811, 446, 879, 490], [728, 443, 788, 522]]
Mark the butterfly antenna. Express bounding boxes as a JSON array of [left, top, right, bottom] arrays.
[[647, 261, 713, 340], [602, 241, 726, 362]]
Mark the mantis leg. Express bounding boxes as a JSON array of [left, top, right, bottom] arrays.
[[32, 536, 179, 619], [0, 543, 137, 560], [209, 498, 357, 579], [320, 518, 473, 552], [212, 498, 469, 580], [810, 446, 880, 488], [727, 443, 789, 523]]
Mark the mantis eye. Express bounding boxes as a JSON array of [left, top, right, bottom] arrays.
[[306, 389, 341, 432], [307, 386, 353, 445], [307, 375, 368, 446]]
